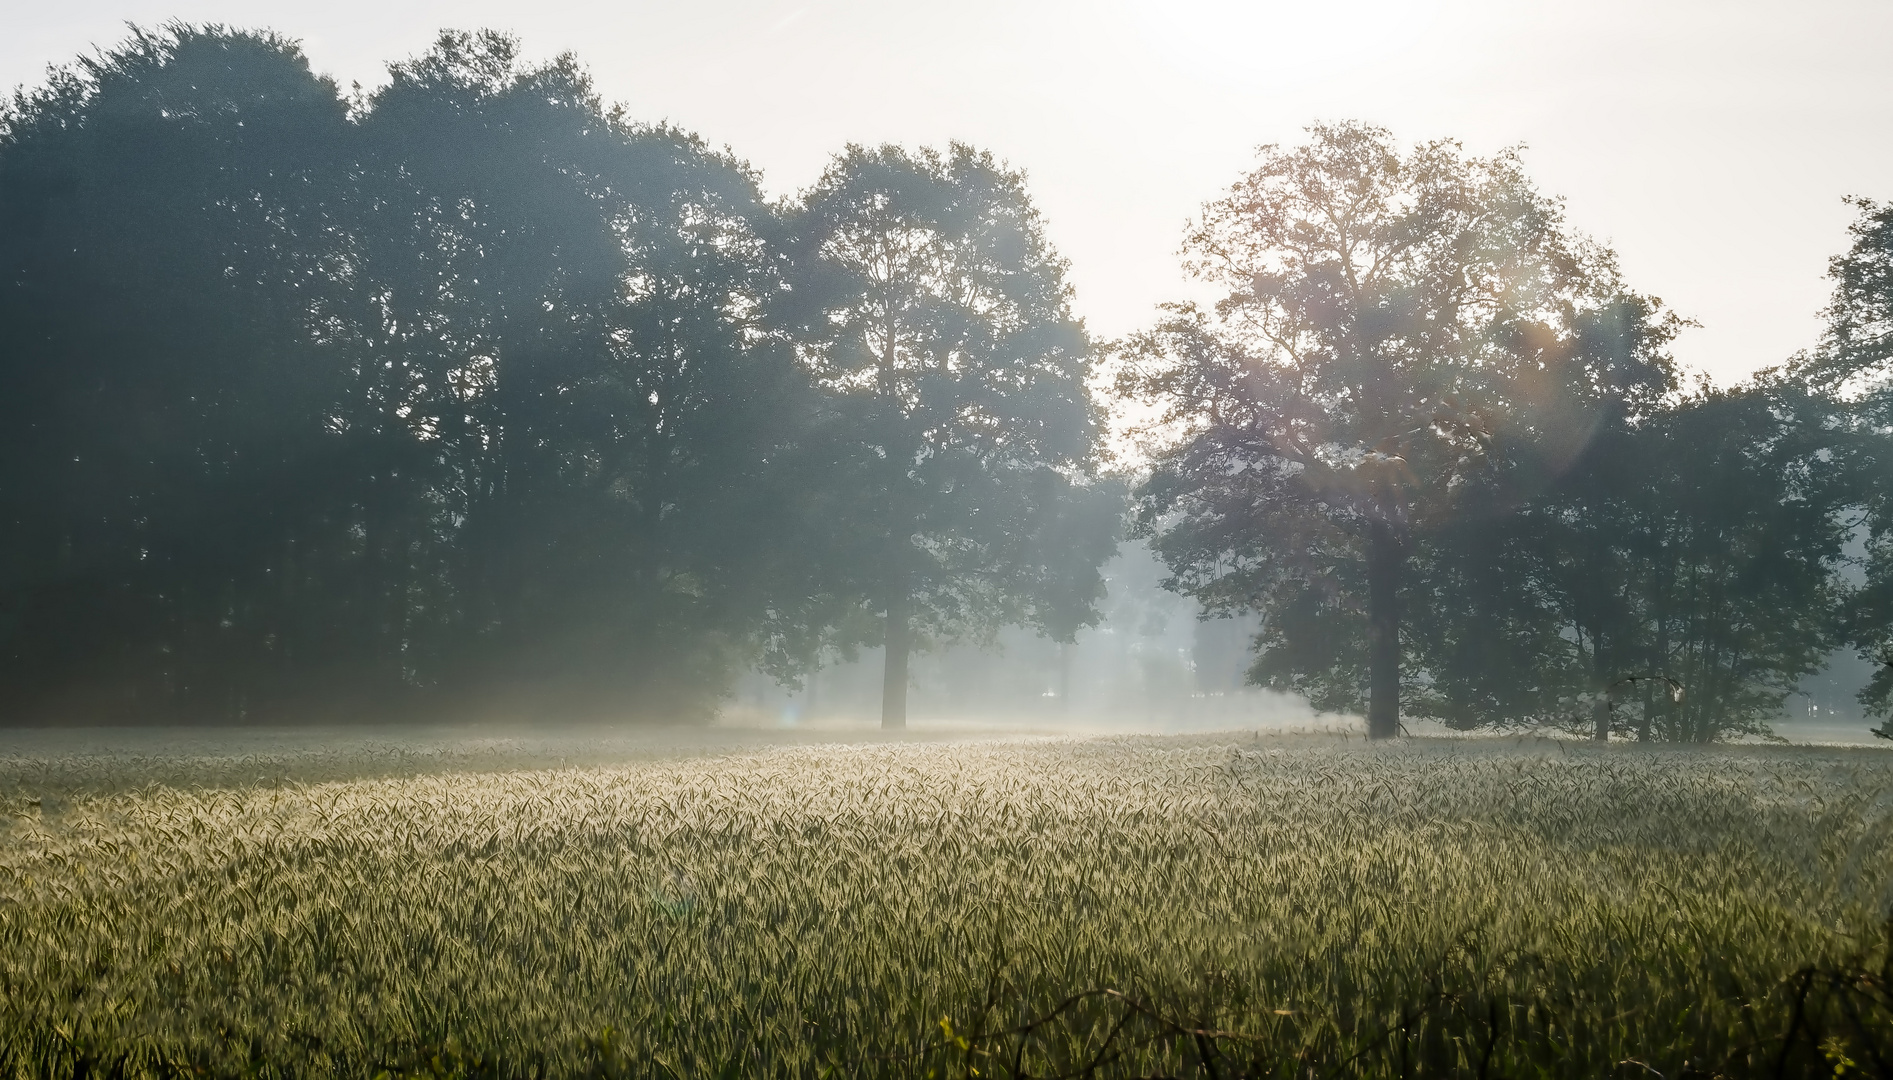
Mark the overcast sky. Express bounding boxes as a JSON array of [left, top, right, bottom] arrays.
[[5, 0, 1889, 382]]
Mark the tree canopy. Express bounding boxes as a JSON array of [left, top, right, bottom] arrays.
[[1813, 198, 1893, 739], [0, 27, 1117, 725], [1411, 380, 1854, 739], [1120, 122, 1681, 738], [2, 30, 1888, 740], [783, 144, 1115, 727]]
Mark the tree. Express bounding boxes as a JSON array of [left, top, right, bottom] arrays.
[[346, 31, 802, 715], [1812, 198, 1893, 739], [1815, 198, 1893, 388], [1121, 122, 1678, 737], [1413, 381, 1852, 741], [0, 26, 815, 723], [785, 144, 1115, 728], [0, 26, 358, 719]]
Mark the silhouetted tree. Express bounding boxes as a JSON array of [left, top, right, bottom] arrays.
[[0, 26, 357, 719], [1812, 198, 1893, 739], [785, 144, 1115, 727], [1415, 380, 1854, 740], [0, 27, 813, 722], [1121, 123, 1677, 737], [343, 31, 803, 714], [1815, 198, 1893, 387]]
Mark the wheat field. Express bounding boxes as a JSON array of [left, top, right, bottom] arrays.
[[1, 727, 1889, 1078]]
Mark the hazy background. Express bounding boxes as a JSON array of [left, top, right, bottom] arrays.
[[6, 0, 1890, 384], [5, 1, 1888, 742]]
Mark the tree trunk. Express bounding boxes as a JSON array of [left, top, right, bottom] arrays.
[[1366, 520, 1401, 740], [1059, 641, 1073, 714], [1593, 640, 1611, 742], [1648, 571, 1671, 742], [881, 582, 909, 729]]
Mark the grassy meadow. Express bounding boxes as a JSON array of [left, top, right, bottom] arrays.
[[1, 725, 1890, 1078]]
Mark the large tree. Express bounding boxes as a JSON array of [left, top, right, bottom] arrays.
[[1121, 122, 1678, 738], [1812, 198, 1893, 739], [0, 27, 357, 719], [346, 31, 802, 715], [0, 27, 811, 722], [785, 144, 1115, 727]]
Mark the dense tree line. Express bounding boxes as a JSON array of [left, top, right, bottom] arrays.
[[4, 32, 1890, 738], [1126, 123, 1893, 741], [0, 27, 1109, 724]]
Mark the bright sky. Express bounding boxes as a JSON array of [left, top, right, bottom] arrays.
[[5, 0, 1890, 382]]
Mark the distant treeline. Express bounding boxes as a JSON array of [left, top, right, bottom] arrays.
[[3, 27, 1891, 738], [0, 27, 1115, 725]]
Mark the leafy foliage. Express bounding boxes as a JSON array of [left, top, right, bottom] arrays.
[[0, 26, 359, 720], [783, 144, 1116, 725], [1121, 123, 1682, 736], [0, 30, 1115, 723], [1817, 199, 1893, 739], [338, 31, 804, 714], [1815, 197, 1893, 388], [2, 27, 1885, 743], [1414, 382, 1855, 739]]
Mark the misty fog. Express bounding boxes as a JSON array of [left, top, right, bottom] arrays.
[[727, 543, 1321, 734]]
